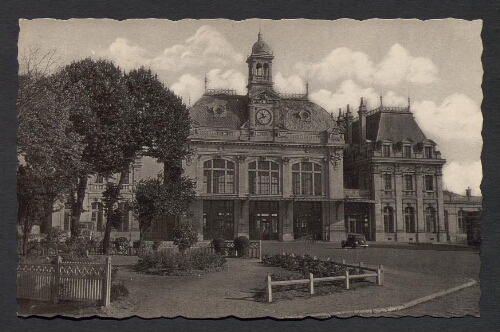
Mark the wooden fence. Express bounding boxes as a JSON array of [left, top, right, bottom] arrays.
[[265, 260, 384, 303], [17, 256, 112, 306]]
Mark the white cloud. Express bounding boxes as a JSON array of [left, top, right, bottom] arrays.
[[296, 44, 438, 86], [106, 25, 244, 74], [273, 72, 306, 94], [170, 68, 246, 104], [443, 160, 482, 195], [309, 79, 406, 113], [412, 93, 482, 142]]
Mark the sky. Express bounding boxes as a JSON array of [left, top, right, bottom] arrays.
[[18, 19, 483, 195]]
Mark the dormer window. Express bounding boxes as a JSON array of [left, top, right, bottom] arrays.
[[382, 144, 391, 157], [424, 146, 433, 159], [403, 145, 412, 158]]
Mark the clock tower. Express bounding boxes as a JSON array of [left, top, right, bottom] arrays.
[[246, 31, 279, 133]]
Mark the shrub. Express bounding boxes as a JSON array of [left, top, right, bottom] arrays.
[[136, 250, 226, 276], [173, 221, 198, 252], [212, 238, 226, 255], [114, 237, 130, 253], [152, 240, 162, 252], [234, 236, 250, 257]]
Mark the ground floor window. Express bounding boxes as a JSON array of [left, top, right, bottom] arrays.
[[91, 202, 104, 232], [383, 206, 394, 233], [203, 200, 234, 240], [63, 203, 71, 232], [404, 207, 416, 233], [425, 207, 437, 233], [458, 210, 466, 234], [293, 202, 322, 240], [249, 201, 279, 240]]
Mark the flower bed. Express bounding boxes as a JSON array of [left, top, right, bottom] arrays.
[[262, 253, 359, 278], [136, 250, 227, 276]]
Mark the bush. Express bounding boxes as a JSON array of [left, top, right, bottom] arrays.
[[173, 221, 198, 252], [212, 238, 226, 255], [234, 236, 250, 257], [136, 250, 226, 276], [114, 237, 130, 254]]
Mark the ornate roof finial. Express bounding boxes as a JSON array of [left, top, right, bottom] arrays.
[[338, 108, 342, 118], [380, 95, 383, 107], [408, 96, 411, 110], [360, 97, 365, 107], [305, 80, 309, 97], [204, 74, 208, 93]]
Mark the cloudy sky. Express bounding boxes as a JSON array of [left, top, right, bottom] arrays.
[[18, 19, 483, 195]]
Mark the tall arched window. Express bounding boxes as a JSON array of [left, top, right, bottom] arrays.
[[425, 207, 437, 233], [263, 63, 269, 79], [458, 210, 466, 234], [383, 206, 394, 233], [249, 160, 279, 195], [404, 207, 416, 233], [292, 162, 322, 195], [203, 159, 235, 194], [256, 63, 263, 76], [91, 202, 104, 232]]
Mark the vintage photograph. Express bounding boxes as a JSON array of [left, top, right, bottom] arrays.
[[16, 18, 482, 318]]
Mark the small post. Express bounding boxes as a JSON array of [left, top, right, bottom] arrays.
[[345, 269, 350, 290], [377, 265, 384, 286], [259, 240, 262, 261], [342, 259, 346, 265], [52, 255, 61, 304], [266, 275, 273, 303], [313, 256, 317, 260], [102, 256, 112, 307], [359, 261, 364, 273], [308, 273, 315, 295]]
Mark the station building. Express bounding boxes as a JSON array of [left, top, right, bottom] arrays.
[[48, 32, 481, 244]]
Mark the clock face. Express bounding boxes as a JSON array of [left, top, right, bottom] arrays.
[[256, 109, 272, 125]]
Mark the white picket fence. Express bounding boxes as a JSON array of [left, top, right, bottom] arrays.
[[17, 256, 112, 306]]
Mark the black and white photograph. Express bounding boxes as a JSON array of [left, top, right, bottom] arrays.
[[16, 18, 482, 319]]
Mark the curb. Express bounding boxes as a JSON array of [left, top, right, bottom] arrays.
[[281, 279, 478, 319]]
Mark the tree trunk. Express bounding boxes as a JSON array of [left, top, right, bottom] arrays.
[[102, 168, 127, 255], [71, 175, 88, 238]]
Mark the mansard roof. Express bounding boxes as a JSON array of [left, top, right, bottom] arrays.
[[190, 93, 338, 132], [189, 94, 247, 129], [352, 108, 427, 144]]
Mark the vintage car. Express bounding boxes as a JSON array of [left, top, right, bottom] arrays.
[[341, 233, 368, 249]]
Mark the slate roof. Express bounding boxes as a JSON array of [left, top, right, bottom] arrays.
[[352, 108, 427, 143], [190, 94, 336, 132]]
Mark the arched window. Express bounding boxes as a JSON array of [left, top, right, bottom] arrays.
[[292, 162, 322, 196], [91, 202, 104, 232], [203, 159, 235, 194], [256, 63, 263, 76], [263, 63, 269, 79], [383, 206, 394, 233], [249, 160, 279, 195], [425, 207, 437, 233], [116, 202, 130, 232], [458, 210, 466, 234], [404, 207, 416, 233]]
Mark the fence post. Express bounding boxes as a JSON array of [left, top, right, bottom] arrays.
[[377, 265, 384, 286], [342, 259, 346, 265], [259, 240, 262, 261], [265, 275, 272, 303], [308, 273, 314, 295], [345, 269, 350, 290], [359, 261, 364, 273], [102, 256, 112, 307], [52, 255, 61, 304]]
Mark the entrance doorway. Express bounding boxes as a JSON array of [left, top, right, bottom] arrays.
[[293, 202, 322, 240], [344, 203, 372, 240], [203, 200, 234, 240], [249, 201, 279, 240]]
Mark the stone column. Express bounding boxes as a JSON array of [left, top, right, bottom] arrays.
[[435, 172, 447, 242], [394, 171, 404, 241], [415, 166, 425, 242]]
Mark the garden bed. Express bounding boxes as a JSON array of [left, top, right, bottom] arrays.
[[135, 250, 227, 276]]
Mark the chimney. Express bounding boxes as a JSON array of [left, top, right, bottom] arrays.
[[346, 104, 353, 144], [466, 187, 472, 201], [358, 97, 367, 145]]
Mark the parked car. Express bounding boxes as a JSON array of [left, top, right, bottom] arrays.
[[341, 233, 368, 249]]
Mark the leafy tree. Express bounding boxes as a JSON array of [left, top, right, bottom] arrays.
[[17, 48, 84, 255], [173, 221, 198, 253], [133, 173, 195, 241]]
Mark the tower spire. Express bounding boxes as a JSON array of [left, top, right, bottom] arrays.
[[204, 74, 208, 93]]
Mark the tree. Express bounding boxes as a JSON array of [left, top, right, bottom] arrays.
[[54, 59, 136, 250], [17, 48, 84, 255], [133, 173, 195, 241]]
